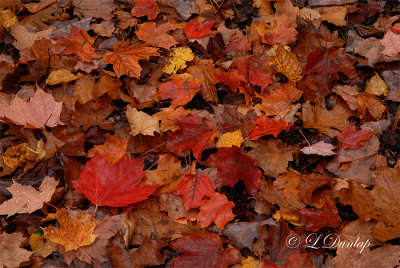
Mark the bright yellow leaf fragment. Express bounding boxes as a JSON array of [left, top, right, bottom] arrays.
[[216, 130, 244, 148], [162, 47, 194, 74], [46, 69, 82, 85], [241, 256, 261, 268], [0, 9, 17, 28]]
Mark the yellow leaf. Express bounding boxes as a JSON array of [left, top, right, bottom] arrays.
[[273, 210, 305, 226], [162, 47, 194, 74], [217, 130, 244, 148], [269, 45, 303, 82], [29, 228, 58, 258], [0, 9, 17, 28], [365, 72, 389, 96], [241, 256, 261, 268], [126, 105, 160, 136], [42, 208, 98, 251], [46, 69, 82, 85]]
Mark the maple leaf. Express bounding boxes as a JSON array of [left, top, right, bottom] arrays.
[[73, 155, 159, 208], [42, 208, 98, 251], [55, 25, 102, 63], [87, 133, 129, 165], [167, 114, 217, 160], [0, 232, 32, 268], [257, 14, 297, 45], [126, 105, 160, 136], [103, 39, 159, 78], [131, 0, 160, 20], [300, 141, 337, 156], [203, 146, 262, 196], [247, 116, 292, 140], [174, 174, 215, 211], [170, 233, 239, 268], [337, 124, 374, 150], [136, 21, 177, 49], [197, 192, 235, 230], [156, 73, 201, 108], [380, 23, 400, 57], [296, 203, 341, 231], [0, 87, 63, 129], [0, 176, 58, 217], [184, 19, 216, 38]]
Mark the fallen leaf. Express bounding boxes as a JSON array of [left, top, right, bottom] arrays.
[[365, 72, 389, 96], [131, 0, 160, 20], [300, 141, 336, 156], [380, 23, 400, 57], [0, 176, 58, 217], [247, 116, 292, 140], [73, 154, 159, 208], [42, 208, 98, 251], [104, 40, 160, 78], [136, 21, 177, 49], [269, 45, 303, 82], [296, 203, 341, 231], [174, 174, 215, 210], [167, 114, 217, 159], [162, 47, 194, 74], [72, 0, 118, 20], [126, 105, 160, 136], [170, 233, 239, 267], [184, 19, 216, 38], [0, 232, 32, 268], [0, 87, 63, 129], [0, 9, 17, 28], [203, 146, 262, 196], [156, 73, 201, 108], [46, 69, 82, 85], [217, 129, 244, 148], [337, 124, 374, 149], [87, 133, 129, 165]]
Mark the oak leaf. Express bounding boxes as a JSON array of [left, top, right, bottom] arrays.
[[174, 174, 215, 210], [203, 146, 262, 196], [197, 192, 235, 230], [42, 208, 98, 251], [170, 233, 239, 268], [126, 105, 160, 136], [162, 47, 194, 74], [0, 87, 63, 129], [131, 0, 160, 20], [103, 40, 159, 78], [0, 232, 32, 268], [0, 176, 58, 217], [156, 73, 201, 108], [184, 19, 216, 38], [73, 155, 159, 208], [136, 21, 177, 49], [167, 114, 217, 159]]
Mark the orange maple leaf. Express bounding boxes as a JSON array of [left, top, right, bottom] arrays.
[[103, 40, 159, 78]]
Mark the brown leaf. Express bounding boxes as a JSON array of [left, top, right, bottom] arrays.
[[0, 232, 32, 268]]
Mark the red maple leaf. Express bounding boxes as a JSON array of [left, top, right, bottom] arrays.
[[55, 25, 102, 63], [174, 174, 215, 211], [215, 55, 273, 103], [203, 147, 262, 196], [247, 116, 292, 140], [184, 20, 216, 38], [337, 124, 374, 149], [156, 74, 201, 108], [167, 114, 217, 160], [296, 203, 341, 232], [131, 0, 159, 20], [197, 192, 235, 230], [73, 155, 159, 209], [170, 233, 239, 268]]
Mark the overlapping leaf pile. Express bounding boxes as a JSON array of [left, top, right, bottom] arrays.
[[0, 0, 400, 267]]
